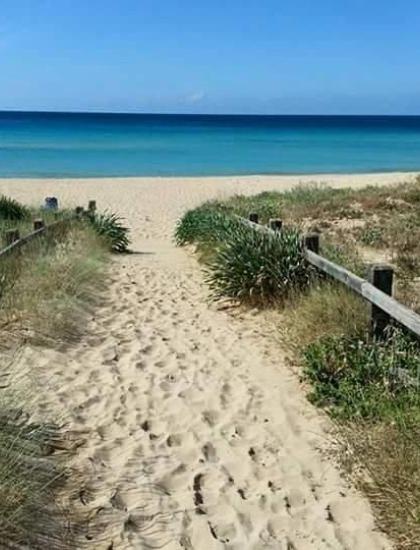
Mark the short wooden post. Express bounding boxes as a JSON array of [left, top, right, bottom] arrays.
[[369, 264, 394, 339], [33, 219, 45, 231], [269, 218, 283, 232], [75, 206, 84, 217], [304, 233, 320, 254], [88, 200, 97, 213], [249, 212, 259, 224], [5, 229, 20, 246]]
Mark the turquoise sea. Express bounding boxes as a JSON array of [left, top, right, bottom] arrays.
[[1, 112, 420, 177]]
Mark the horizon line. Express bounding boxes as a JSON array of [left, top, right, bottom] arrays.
[[1, 109, 420, 118]]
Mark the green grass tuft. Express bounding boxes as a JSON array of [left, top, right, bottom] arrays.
[[206, 224, 313, 304], [0, 196, 30, 221], [175, 203, 240, 247], [88, 211, 130, 253]]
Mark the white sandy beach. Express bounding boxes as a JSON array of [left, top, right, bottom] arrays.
[[1, 172, 412, 549]]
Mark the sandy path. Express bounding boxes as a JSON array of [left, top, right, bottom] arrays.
[[1, 174, 407, 549]]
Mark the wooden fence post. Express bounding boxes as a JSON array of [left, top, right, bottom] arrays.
[[5, 229, 20, 247], [369, 264, 394, 339], [304, 233, 320, 254], [269, 218, 283, 231], [33, 219, 45, 231], [88, 200, 97, 213], [249, 212, 259, 224]]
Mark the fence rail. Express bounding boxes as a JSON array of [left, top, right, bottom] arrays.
[[0, 201, 96, 259], [244, 212, 420, 339]]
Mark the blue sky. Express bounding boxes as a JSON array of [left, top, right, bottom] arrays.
[[1, 0, 420, 114]]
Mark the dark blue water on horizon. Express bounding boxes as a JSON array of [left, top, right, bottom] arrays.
[[1, 111, 420, 177]]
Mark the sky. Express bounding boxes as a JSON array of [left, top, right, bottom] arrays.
[[1, 0, 420, 115]]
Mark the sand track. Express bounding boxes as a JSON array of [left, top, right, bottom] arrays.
[[1, 175, 401, 549]]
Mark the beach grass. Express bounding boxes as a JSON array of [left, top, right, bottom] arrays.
[[0, 361, 73, 549], [0, 196, 120, 547]]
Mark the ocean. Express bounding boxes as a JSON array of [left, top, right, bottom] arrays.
[[1, 111, 420, 177]]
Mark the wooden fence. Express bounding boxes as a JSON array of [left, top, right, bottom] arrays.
[[0, 200, 96, 259], [244, 212, 420, 339]]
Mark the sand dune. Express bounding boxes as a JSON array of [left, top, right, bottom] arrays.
[[1, 173, 406, 549]]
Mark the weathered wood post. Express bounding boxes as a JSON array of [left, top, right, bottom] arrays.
[[33, 219, 45, 231], [5, 229, 20, 247], [88, 200, 97, 213], [249, 212, 259, 224], [304, 233, 320, 254], [75, 206, 84, 217], [269, 218, 283, 231], [369, 264, 394, 339]]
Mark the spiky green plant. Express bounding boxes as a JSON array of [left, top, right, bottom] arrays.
[[206, 224, 313, 303], [175, 204, 240, 246], [0, 196, 29, 221], [89, 211, 130, 253]]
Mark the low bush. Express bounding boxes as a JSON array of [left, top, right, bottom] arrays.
[[88, 211, 130, 253], [0, 196, 30, 221], [174, 203, 240, 248], [303, 329, 420, 420], [206, 224, 313, 304], [221, 192, 281, 223]]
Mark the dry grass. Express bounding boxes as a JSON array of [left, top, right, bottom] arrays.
[[282, 282, 369, 351], [341, 422, 420, 550], [0, 214, 108, 548], [0, 221, 107, 347], [0, 355, 76, 549]]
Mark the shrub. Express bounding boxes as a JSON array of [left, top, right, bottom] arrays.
[[222, 192, 281, 223], [0, 196, 29, 221], [303, 329, 420, 420], [175, 205, 240, 247], [282, 182, 339, 207], [359, 222, 386, 247], [206, 224, 313, 304], [89, 211, 130, 253]]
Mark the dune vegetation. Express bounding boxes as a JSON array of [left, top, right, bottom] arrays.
[[175, 178, 420, 550], [0, 196, 129, 548]]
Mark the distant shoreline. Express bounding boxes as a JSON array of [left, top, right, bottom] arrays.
[[0, 170, 419, 180], [0, 171, 418, 182], [2, 109, 420, 118]]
